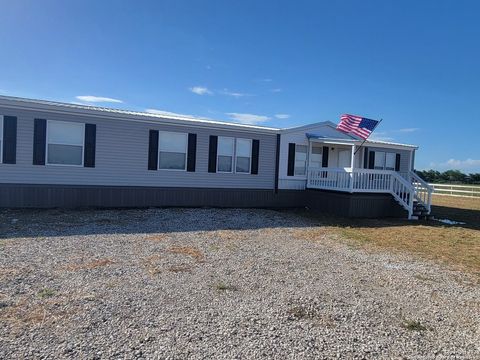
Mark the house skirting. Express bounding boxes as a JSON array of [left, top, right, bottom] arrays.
[[0, 184, 304, 209], [0, 184, 406, 218]]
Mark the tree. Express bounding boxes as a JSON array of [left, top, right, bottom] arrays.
[[415, 169, 480, 184]]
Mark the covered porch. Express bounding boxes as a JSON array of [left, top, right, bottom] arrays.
[[303, 135, 432, 219]]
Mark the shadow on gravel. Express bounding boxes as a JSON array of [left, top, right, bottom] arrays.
[[0, 207, 311, 239], [298, 206, 480, 231], [0, 204, 478, 240]]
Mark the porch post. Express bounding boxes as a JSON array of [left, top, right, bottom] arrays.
[[350, 145, 355, 193], [307, 140, 312, 187]]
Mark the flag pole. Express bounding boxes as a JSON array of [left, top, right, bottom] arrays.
[[353, 118, 382, 155]]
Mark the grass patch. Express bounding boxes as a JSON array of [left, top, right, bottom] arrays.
[[287, 306, 311, 320], [37, 288, 55, 299], [402, 319, 428, 331], [431, 195, 480, 212], [335, 221, 480, 275], [297, 196, 480, 276], [143, 255, 162, 275], [215, 282, 238, 292]]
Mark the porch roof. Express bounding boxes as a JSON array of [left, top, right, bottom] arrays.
[[306, 133, 418, 150]]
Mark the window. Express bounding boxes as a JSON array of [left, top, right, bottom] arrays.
[[0, 116, 3, 163], [310, 146, 322, 168], [294, 145, 307, 176], [373, 151, 397, 170], [235, 138, 251, 173], [217, 137, 234, 172], [374, 151, 386, 170], [385, 152, 396, 171], [158, 131, 187, 170], [47, 120, 84, 166]]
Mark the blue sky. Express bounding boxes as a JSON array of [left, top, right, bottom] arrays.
[[0, 1, 479, 172]]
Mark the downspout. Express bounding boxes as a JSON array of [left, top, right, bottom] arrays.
[[349, 144, 356, 193]]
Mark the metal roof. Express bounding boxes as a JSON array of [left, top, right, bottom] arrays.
[[0, 95, 280, 134], [306, 133, 418, 149], [0, 96, 418, 149]]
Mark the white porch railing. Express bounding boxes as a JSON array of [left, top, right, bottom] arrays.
[[307, 168, 433, 219], [408, 171, 433, 212]]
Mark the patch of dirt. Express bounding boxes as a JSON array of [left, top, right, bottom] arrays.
[[63, 258, 115, 271], [168, 246, 204, 262]]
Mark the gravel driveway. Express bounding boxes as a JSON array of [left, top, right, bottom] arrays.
[[1, 208, 479, 359]]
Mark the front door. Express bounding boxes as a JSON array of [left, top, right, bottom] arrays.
[[338, 149, 351, 168]]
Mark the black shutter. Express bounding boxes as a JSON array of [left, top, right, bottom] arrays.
[[2, 116, 17, 164], [84, 124, 96, 168], [363, 147, 369, 169], [395, 153, 401, 172], [287, 143, 295, 176], [274, 134, 280, 193], [187, 133, 197, 172], [368, 151, 375, 169], [148, 130, 159, 170], [208, 135, 218, 173], [251, 139, 260, 175], [322, 146, 329, 167], [33, 118, 46, 165]]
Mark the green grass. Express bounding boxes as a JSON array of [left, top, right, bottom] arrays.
[[402, 319, 428, 331], [37, 288, 55, 298], [215, 282, 238, 291]]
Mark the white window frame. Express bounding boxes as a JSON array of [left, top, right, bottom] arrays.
[[294, 144, 308, 176], [234, 138, 252, 174], [217, 136, 235, 173], [0, 115, 3, 164], [157, 131, 188, 171], [46, 120, 85, 167]]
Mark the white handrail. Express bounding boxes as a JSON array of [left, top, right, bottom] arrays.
[[390, 172, 414, 218], [409, 171, 433, 212]]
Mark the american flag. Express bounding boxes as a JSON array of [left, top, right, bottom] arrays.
[[336, 114, 380, 139]]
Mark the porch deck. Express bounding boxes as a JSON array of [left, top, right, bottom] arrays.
[[307, 168, 433, 219]]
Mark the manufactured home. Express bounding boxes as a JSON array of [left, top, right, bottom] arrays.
[[0, 96, 432, 218]]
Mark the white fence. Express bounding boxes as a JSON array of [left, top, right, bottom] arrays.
[[430, 183, 480, 198]]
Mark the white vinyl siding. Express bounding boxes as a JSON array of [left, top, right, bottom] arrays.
[[235, 138, 251, 173], [0, 115, 3, 163], [294, 145, 307, 176], [46, 120, 84, 166], [0, 106, 277, 189], [217, 136, 234, 173], [158, 131, 187, 170]]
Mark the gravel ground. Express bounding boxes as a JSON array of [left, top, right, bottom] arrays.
[[0, 208, 479, 359]]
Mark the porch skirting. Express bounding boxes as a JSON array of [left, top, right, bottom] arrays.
[[0, 184, 406, 218], [304, 189, 407, 218]]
